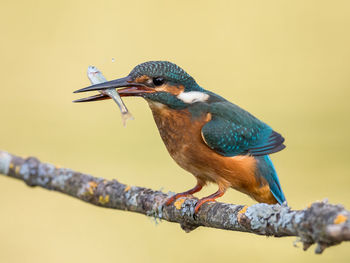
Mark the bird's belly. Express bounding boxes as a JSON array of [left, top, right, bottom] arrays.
[[149, 103, 212, 176]]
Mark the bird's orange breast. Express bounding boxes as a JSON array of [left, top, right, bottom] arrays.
[[148, 101, 277, 204]]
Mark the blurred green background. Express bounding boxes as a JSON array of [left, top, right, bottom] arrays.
[[1, 0, 349, 262]]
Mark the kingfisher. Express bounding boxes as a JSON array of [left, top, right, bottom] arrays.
[[74, 61, 286, 212]]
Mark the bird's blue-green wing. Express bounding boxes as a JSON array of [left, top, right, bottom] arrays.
[[201, 101, 285, 157], [200, 100, 287, 204]]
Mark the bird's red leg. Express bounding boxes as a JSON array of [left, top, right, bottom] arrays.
[[194, 188, 226, 213], [165, 180, 204, 206]]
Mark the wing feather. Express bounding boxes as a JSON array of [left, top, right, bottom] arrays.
[[201, 101, 285, 157]]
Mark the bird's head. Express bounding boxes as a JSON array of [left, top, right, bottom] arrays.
[[74, 61, 210, 109]]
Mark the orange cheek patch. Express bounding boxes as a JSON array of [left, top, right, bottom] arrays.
[[134, 75, 150, 83], [156, 84, 185, 95]]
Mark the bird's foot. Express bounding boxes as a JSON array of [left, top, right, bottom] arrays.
[[193, 188, 226, 213], [194, 198, 217, 213], [165, 192, 193, 206], [165, 183, 203, 206]]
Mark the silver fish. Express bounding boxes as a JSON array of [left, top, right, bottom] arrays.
[[87, 65, 134, 127]]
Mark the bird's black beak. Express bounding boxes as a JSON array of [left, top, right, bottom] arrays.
[[73, 76, 155, 102], [74, 76, 133, 93]]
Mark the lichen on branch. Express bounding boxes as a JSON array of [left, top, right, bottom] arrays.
[[0, 150, 349, 254]]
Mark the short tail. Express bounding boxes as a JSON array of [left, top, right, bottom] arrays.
[[256, 155, 286, 204]]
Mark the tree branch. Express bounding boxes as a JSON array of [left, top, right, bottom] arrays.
[[0, 150, 349, 253]]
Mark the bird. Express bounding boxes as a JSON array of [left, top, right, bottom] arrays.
[[74, 61, 286, 213]]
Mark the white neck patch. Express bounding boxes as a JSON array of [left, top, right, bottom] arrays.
[[177, 91, 209, 104]]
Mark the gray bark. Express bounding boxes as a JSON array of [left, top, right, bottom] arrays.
[[0, 150, 349, 254]]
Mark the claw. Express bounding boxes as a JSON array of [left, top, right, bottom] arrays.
[[193, 188, 226, 213], [165, 193, 191, 206], [164, 181, 204, 207], [194, 198, 217, 213]]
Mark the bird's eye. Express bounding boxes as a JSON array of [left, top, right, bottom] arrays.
[[152, 77, 165, 86]]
